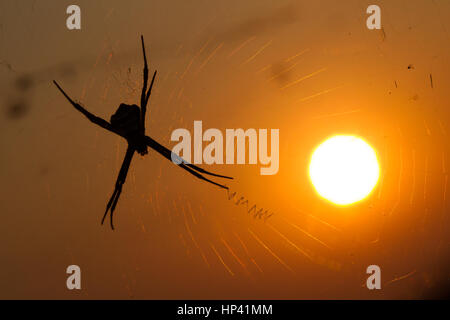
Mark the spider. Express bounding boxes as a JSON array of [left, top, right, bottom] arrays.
[[53, 35, 232, 230]]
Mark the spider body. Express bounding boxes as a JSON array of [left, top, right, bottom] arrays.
[[53, 35, 232, 229], [110, 103, 148, 155]]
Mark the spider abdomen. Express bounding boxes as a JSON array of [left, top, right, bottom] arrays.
[[110, 103, 148, 155], [110, 103, 141, 136]]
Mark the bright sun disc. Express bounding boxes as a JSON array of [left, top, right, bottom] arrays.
[[309, 135, 380, 205]]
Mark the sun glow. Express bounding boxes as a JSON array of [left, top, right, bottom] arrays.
[[309, 135, 380, 205]]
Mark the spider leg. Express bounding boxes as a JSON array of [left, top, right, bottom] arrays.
[[102, 188, 120, 227], [53, 80, 124, 138], [144, 136, 233, 189], [102, 145, 135, 229], [145, 70, 157, 108], [140, 35, 149, 134], [140, 35, 157, 135], [178, 163, 229, 189]]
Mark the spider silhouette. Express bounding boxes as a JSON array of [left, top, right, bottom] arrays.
[[53, 35, 232, 230]]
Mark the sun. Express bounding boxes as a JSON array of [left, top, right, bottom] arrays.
[[309, 135, 380, 205]]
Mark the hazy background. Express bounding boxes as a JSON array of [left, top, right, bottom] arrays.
[[0, 0, 449, 299]]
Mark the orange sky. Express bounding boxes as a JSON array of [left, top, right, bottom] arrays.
[[0, 0, 449, 299]]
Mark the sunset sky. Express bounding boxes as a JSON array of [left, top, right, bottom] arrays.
[[0, 0, 449, 299]]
